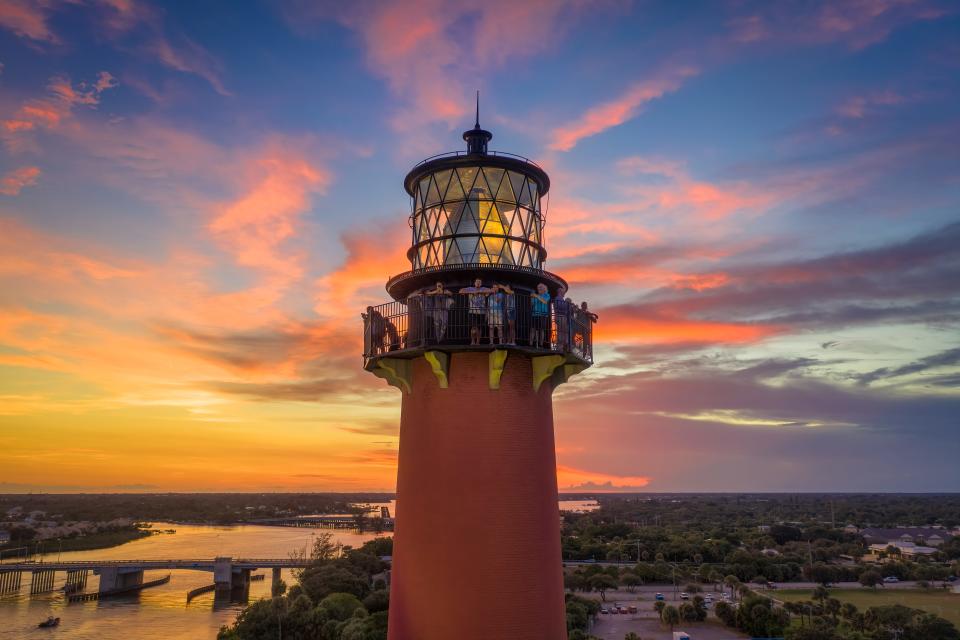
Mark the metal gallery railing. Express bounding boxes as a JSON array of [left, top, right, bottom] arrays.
[[361, 292, 595, 365]]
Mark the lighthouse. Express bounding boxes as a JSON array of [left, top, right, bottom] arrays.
[[362, 106, 594, 639]]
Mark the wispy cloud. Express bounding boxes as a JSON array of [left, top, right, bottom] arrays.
[[0, 165, 40, 195], [0, 0, 57, 42], [548, 65, 698, 151], [285, 0, 593, 151]]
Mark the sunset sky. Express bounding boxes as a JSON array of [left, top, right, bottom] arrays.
[[1, 0, 958, 493]]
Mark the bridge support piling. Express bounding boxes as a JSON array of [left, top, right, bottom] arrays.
[[0, 570, 22, 593], [214, 557, 233, 592], [30, 568, 56, 594], [272, 567, 281, 590], [65, 569, 88, 592], [98, 567, 144, 594]]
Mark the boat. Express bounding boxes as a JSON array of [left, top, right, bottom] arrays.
[[38, 616, 60, 628]]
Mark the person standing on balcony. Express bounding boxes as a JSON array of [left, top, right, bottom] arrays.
[[460, 278, 492, 345], [425, 281, 453, 343], [554, 287, 571, 352], [531, 283, 551, 349], [501, 283, 516, 345], [488, 285, 506, 345]]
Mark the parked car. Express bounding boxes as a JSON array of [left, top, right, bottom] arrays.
[[628, 605, 638, 614], [946, 576, 957, 582], [680, 592, 690, 600], [656, 593, 665, 601], [883, 576, 899, 583], [600, 608, 608, 615]]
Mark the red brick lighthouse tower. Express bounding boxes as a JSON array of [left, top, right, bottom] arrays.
[[362, 106, 594, 640]]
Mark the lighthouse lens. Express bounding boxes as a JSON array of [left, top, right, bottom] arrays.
[[410, 166, 544, 270]]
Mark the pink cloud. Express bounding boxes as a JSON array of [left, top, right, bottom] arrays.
[[726, 1, 951, 51], [548, 65, 699, 152], [209, 148, 331, 297], [0, 166, 40, 195], [0, 0, 56, 42], [2, 72, 118, 139], [836, 90, 905, 119], [298, 0, 588, 149], [146, 32, 230, 96]]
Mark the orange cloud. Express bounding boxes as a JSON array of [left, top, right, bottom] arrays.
[[0, 166, 40, 195], [315, 218, 410, 316], [209, 149, 330, 293], [596, 310, 780, 346], [548, 65, 699, 151], [556, 465, 651, 491]]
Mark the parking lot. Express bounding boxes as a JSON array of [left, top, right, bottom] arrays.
[[578, 586, 749, 640]]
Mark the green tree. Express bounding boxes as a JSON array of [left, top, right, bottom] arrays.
[[715, 601, 736, 627], [301, 564, 369, 602], [724, 575, 741, 600], [663, 605, 681, 633], [859, 569, 883, 589], [654, 600, 666, 621], [812, 585, 830, 603], [319, 592, 365, 621], [624, 634, 641, 640], [840, 602, 858, 620], [362, 589, 389, 614], [589, 574, 618, 602], [622, 572, 643, 592]]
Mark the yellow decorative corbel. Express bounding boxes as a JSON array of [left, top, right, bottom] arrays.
[[552, 362, 588, 389], [531, 354, 566, 392], [372, 358, 413, 394], [423, 351, 449, 389], [488, 349, 508, 389]]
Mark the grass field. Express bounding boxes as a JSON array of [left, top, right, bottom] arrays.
[[766, 588, 960, 628]]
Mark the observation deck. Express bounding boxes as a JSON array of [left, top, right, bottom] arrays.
[[362, 292, 594, 370]]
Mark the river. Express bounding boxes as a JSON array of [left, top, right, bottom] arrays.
[[0, 500, 597, 638], [0, 522, 383, 639]]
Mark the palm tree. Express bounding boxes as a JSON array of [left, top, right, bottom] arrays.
[[825, 597, 841, 622], [654, 600, 666, 621], [663, 605, 681, 633], [724, 575, 741, 601], [812, 585, 829, 603]]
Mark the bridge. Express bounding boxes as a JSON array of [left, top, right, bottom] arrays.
[[0, 557, 311, 598], [249, 507, 394, 531]]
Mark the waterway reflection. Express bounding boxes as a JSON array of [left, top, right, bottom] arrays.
[[0, 522, 385, 640]]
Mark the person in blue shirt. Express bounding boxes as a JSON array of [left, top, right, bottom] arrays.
[[531, 283, 551, 348]]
